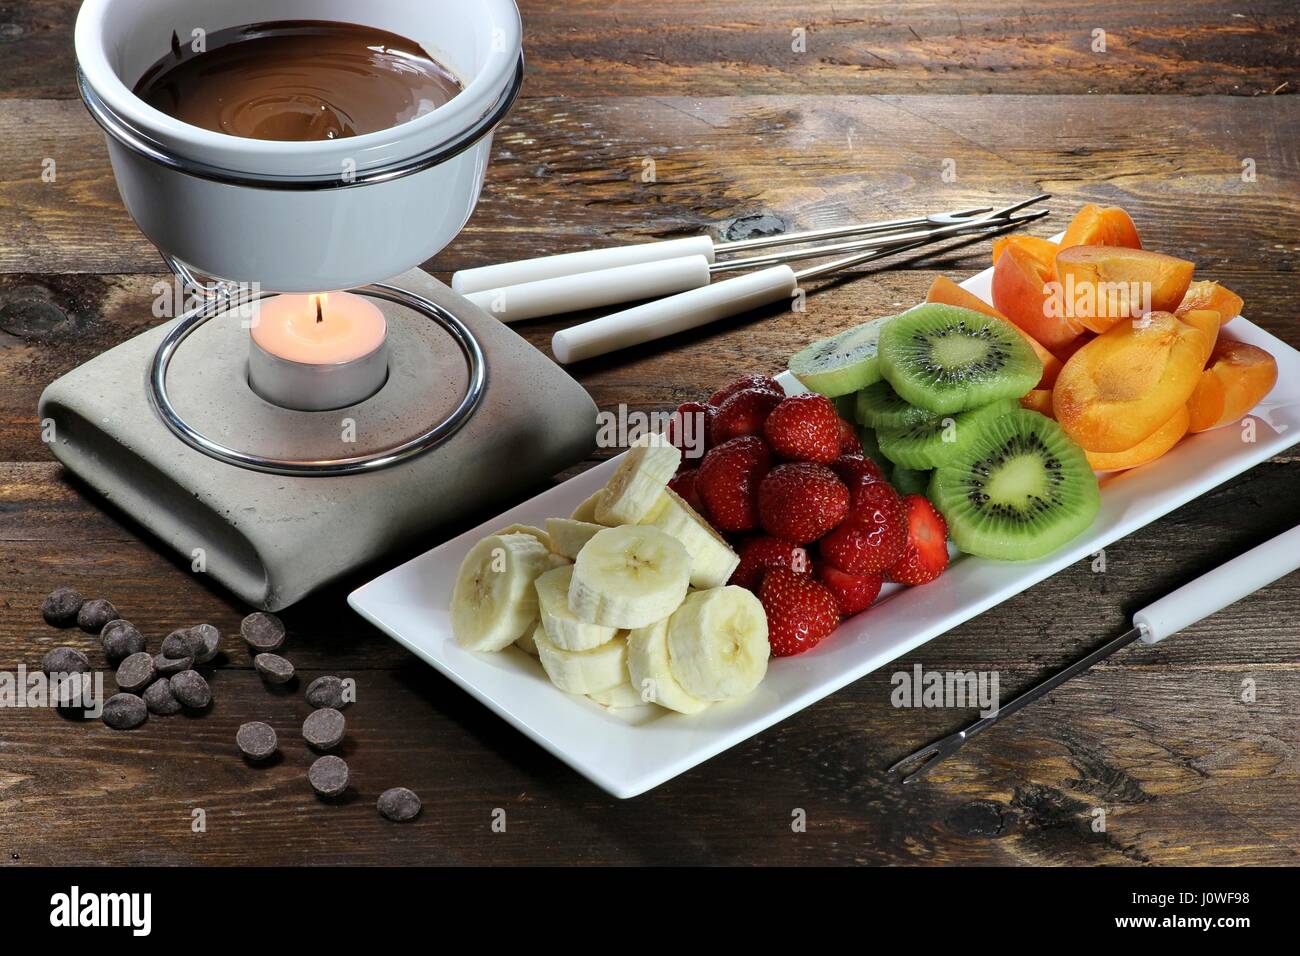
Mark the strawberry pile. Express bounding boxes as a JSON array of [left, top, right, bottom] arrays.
[[667, 374, 950, 658]]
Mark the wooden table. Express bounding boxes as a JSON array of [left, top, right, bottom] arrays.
[[1, 1, 1297, 866]]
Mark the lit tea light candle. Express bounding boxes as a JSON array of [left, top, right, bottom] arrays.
[[248, 291, 388, 411]]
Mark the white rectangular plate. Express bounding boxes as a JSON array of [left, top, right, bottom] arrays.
[[350, 251, 1300, 798]]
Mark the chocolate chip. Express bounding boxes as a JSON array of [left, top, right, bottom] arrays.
[[236, 721, 278, 761], [308, 755, 349, 797], [189, 624, 221, 663], [302, 707, 345, 750], [102, 693, 147, 729], [101, 620, 145, 661], [115, 651, 156, 693], [240, 612, 285, 652], [76, 598, 119, 634], [153, 653, 193, 676], [53, 671, 95, 710], [41, 588, 84, 627], [377, 787, 421, 822], [254, 653, 294, 685], [142, 678, 182, 715], [305, 675, 350, 710], [41, 646, 90, 676], [161, 629, 196, 660], [170, 670, 211, 709]]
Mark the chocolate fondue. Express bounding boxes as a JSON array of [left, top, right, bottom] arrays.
[[133, 20, 462, 141]]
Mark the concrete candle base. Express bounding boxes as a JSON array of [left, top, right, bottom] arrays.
[[38, 269, 597, 610]]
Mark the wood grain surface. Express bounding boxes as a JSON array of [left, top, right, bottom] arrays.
[[0, 1, 1298, 866]]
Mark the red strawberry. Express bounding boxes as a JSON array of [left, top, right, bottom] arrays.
[[729, 535, 812, 591], [837, 417, 862, 454], [819, 481, 906, 574], [759, 568, 841, 657], [666, 402, 715, 463], [762, 393, 842, 463], [817, 565, 882, 616], [708, 373, 783, 407], [696, 436, 772, 532], [831, 453, 885, 495], [757, 462, 848, 544], [887, 494, 950, 586], [711, 388, 783, 444], [668, 467, 705, 513]]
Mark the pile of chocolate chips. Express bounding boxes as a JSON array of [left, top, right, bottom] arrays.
[[38, 588, 421, 823]]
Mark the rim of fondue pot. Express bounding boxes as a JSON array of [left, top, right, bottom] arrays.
[[74, 0, 523, 188]]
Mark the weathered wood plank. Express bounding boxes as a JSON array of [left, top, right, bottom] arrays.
[[2, 1, 1295, 100], [1, 95, 1293, 277]]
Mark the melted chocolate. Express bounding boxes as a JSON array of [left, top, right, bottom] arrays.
[[133, 20, 462, 141]]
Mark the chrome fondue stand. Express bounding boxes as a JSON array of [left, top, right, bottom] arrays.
[[40, 53, 597, 609]]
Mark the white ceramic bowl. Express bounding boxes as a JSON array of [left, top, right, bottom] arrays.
[[75, 0, 522, 292]]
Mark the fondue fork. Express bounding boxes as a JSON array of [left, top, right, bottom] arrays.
[[450, 200, 1040, 295], [464, 196, 1048, 324], [887, 524, 1300, 784], [548, 203, 1047, 364]]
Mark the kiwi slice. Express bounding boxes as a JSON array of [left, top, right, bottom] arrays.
[[929, 408, 1100, 561], [878, 303, 1042, 415], [854, 379, 937, 432], [877, 399, 1018, 471], [788, 316, 893, 397], [890, 466, 932, 497]]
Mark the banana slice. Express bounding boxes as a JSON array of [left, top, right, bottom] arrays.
[[570, 489, 606, 523], [626, 618, 711, 715], [545, 517, 604, 560], [588, 681, 650, 709], [495, 523, 552, 552], [569, 525, 691, 628], [451, 533, 555, 652], [666, 586, 770, 700], [534, 624, 629, 694], [535, 565, 618, 651], [640, 488, 740, 589], [595, 432, 681, 525], [514, 627, 540, 656]]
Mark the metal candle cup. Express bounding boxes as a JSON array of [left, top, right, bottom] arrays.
[[248, 292, 389, 411]]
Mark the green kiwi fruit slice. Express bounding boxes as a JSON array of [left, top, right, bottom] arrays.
[[877, 399, 1018, 471], [890, 466, 932, 497], [788, 316, 893, 397], [878, 303, 1042, 415], [854, 379, 937, 432], [929, 408, 1100, 561]]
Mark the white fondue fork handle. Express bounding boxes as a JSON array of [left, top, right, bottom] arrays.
[[1133, 525, 1300, 644], [551, 266, 798, 364], [462, 255, 712, 324], [451, 237, 717, 294]]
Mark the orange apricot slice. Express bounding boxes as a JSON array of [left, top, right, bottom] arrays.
[[1186, 340, 1279, 432], [1176, 280, 1243, 325], [1061, 204, 1142, 250], [1019, 389, 1054, 417], [1053, 311, 1208, 452], [1053, 246, 1195, 334], [925, 275, 1063, 388], [1178, 309, 1220, 364], [992, 240, 1086, 351], [1085, 406, 1189, 472]]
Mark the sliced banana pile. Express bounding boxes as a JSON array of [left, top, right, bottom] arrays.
[[450, 433, 769, 716]]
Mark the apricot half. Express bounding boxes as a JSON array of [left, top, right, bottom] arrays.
[[1178, 309, 1220, 364], [925, 275, 1063, 388], [1186, 340, 1278, 433], [1019, 389, 1054, 417], [1053, 246, 1195, 334], [1061, 204, 1142, 250], [1176, 280, 1243, 325], [1085, 406, 1189, 472], [992, 238, 1085, 351], [1053, 311, 1208, 452]]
